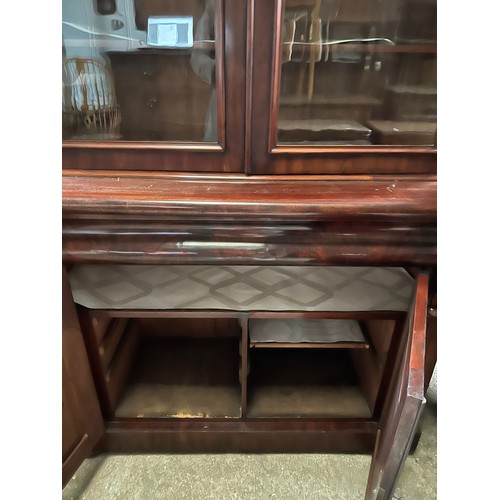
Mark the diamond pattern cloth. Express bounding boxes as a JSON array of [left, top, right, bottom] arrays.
[[69, 265, 414, 312], [249, 319, 366, 343]]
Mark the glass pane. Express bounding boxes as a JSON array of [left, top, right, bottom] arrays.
[[277, 0, 436, 146], [62, 0, 218, 142]]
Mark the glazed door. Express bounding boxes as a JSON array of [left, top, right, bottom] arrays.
[[364, 273, 428, 500], [63, 267, 105, 487], [249, 0, 437, 174], [62, 0, 246, 172]]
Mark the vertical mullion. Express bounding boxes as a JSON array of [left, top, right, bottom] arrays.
[[239, 313, 249, 417]]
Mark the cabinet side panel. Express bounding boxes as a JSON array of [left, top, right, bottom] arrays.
[[62, 267, 105, 487]]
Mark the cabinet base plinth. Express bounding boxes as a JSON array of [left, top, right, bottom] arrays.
[[103, 420, 377, 454]]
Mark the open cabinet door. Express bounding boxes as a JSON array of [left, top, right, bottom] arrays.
[[365, 273, 429, 500], [63, 267, 105, 487]]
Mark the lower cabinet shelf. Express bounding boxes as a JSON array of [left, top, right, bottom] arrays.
[[115, 335, 242, 419], [247, 348, 372, 418], [79, 314, 397, 423]]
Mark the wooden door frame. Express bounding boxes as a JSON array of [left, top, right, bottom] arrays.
[[247, 0, 437, 175], [63, 0, 246, 173]]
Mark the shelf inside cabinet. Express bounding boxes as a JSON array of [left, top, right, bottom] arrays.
[[249, 318, 369, 349], [279, 95, 382, 107], [368, 120, 436, 145], [62, 40, 216, 51], [109, 318, 242, 419], [250, 342, 369, 349], [246, 348, 372, 418], [282, 42, 436, 56], [278, 119, 372, 143], [385, 84, 436, 96], [115, 336, 241, 419]]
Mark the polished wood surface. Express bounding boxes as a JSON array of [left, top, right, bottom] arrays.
[[77, 307, 116, 418], [365, 273, 428, 500], [63, 171, 436, 266], [62, 268, 105, 487], [240, 316, 250, 416], [62, 171, 436, 219], [425, 305, 437, 392], [104, 418, 377, 453]]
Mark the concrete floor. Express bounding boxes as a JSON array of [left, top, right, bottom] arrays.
[[63, 374, 436, 500]]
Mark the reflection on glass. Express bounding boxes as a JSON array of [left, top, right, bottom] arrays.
[[62, 0, 218, 142], [278, 0, 436, 146]]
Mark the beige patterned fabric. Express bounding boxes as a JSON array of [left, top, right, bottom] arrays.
[[69, 265, 413, 312], [249, 319, 365, 343]]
